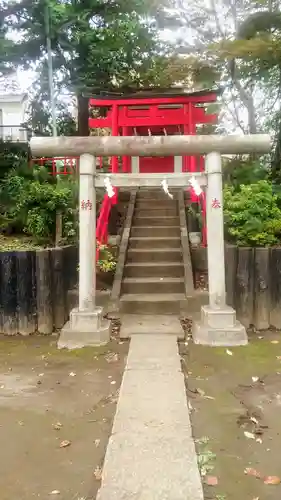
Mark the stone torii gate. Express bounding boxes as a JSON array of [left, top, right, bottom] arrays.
[[31, 134, 271, 348]]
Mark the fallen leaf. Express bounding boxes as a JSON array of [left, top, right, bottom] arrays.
[[252, 497, 259, 500], [105, 353, 119, 363], [250, 417, 259, 425], [226, 349, 233, 356], [244, 468, 261, 478], [277, 356, 281, 360], [205, 475, 218, 486], [264, 476, 281, 485], [271, 340, 279, 344], [252, 376, 259, 383], [197, 388, 205, 397], [95, 439, 101, 447], [53, 422, 62, 430], [50, 491, 60, 495], [94, 466, 102, 481], [244, 431, 255, 440], [110, 380, 116, 385], [59, 440, 71, 448], [256, 438, 263, 444], [69, 372, 76, 377]]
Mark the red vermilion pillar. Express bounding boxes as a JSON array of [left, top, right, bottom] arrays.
[[188, 103, 196, 173], [122, 126, 130, 172], [183, 104, 189, 172], [189, 103, 198, 202], [111, 104, 119, 173]]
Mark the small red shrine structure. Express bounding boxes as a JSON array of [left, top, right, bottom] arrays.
[[89, 87, 220, 175], [89, 87, 220, 247]]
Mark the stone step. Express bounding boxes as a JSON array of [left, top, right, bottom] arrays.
[[124, 261, 184, 278], [137, 189, 179, 200], [131, 226, 180, 237], [134, 207, 178, 217], [122, 277, 185, 294], [120, 293, 186, 315], [129, 236, 181, 249], [135, 199, 177, 209], [133, 216, 179, 226], [127, 248, 182, 263]]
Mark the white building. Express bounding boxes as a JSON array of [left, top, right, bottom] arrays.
[[0, 73, 28, 142]]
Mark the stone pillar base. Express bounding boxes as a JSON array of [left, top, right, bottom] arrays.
[[58, 307, 111, 350], [192, 305, 248, 346]]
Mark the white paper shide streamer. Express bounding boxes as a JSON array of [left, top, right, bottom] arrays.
[[104, 176, 115, 198], [189, 176, 202, 196], [161, 178, 173, 199]]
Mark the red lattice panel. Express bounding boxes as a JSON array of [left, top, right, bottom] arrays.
[[31, 157, 79, 175]]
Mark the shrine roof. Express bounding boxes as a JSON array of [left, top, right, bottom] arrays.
[[86, 86, 222, 101]]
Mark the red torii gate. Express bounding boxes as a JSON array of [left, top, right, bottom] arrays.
[[89, 87, 221, 246]]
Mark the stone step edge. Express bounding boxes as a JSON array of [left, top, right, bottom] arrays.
[[131, 225, 179, 230], [129, 237, 180, 240], [128, 248, 182, 253], [123, 277, 185, 283], [125, 261, 183, 267], [120, 293, 186, 302]]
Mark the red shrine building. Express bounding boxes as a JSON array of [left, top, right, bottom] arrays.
[[88, 87, 220, 175]]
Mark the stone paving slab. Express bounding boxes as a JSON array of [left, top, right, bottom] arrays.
[[97, 334, 203, 500], [125, 333, 182, 371], [120, 314, 184, 340]]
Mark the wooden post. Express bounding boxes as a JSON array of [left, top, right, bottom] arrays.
[[235, 247, 254, 328]]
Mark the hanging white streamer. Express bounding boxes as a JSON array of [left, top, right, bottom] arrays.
[[189, 176, 202, 197], [161, 178, 173, 199], [104, 176, 115, 198]]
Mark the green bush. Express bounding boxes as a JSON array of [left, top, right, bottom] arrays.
[[0, 141, 29, 180], [97, 244, 117, 272], [223, 157, 268, 190], [0, 160, 78, 244], [224, 180, 281, 247]]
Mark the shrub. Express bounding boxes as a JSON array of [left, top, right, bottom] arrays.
[[97, 244, 117, 272], [224, 180, 281, 247], [0, 160, 78, 244], [223, 157, 268, 190]]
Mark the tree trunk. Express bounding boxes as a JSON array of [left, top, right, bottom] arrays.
[[77, 95, 89, 136], [271, 115, 281, 181]]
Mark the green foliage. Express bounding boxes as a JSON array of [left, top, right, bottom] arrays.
[[97, 244, 117, 273], [223, 157, 268, 189], [224, 180, 281, 247], [1, 0, 176, 135], [0, 158, 78, 244], [0, 141, 29, 180]]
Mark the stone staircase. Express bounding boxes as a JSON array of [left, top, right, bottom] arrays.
[[119, 188, 187, 315]]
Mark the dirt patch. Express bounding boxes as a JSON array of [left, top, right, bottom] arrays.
[[0, 334, 128, 500], [180, 332, 281, 500]]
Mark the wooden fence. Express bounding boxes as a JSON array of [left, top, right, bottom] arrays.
[[191, 244, 281, 330], [0, 245, 78, 335], [225, 244, 281, 330]]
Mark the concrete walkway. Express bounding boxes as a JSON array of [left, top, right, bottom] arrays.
[[97, 334, 204, 500]]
